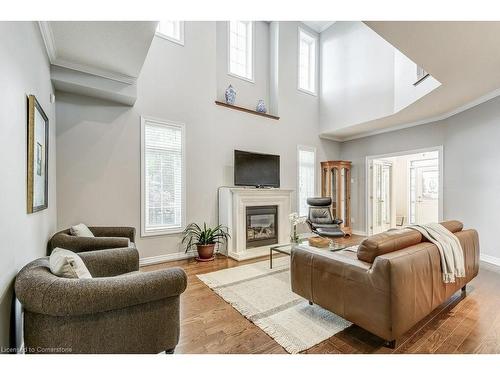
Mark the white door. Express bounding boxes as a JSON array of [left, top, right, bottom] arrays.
[[409, 159, 439, 225], [371, 160, 393, 235]]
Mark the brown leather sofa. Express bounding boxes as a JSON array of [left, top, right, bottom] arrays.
[[290, 221, 479, 347]]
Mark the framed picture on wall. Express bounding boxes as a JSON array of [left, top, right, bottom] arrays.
[[27, 94, 49, 213]]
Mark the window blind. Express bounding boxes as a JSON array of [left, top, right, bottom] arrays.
[[298, 147, 316, 217], [144, 121, 184, 233]]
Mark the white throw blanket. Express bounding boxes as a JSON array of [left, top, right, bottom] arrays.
[[408, 223, 465, 283]]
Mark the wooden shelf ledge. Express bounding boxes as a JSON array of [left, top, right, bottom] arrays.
[[215, 101, 280, 120]]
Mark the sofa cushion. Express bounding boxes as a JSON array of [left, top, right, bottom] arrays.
[[357, 229, 422, 263], [440, 220, 463, 233], [357, 220, 465, 263], [49, 248, 92, 279], [70, 223, 94, 237]]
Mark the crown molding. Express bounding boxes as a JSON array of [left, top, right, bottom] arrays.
[[51, 58, 136, 85], [37, 21, 136, 85], [38, 21, 57, 62], [322, 86, 500, 142]]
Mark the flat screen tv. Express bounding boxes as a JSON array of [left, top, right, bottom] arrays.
[[234, 150, 280, 188]]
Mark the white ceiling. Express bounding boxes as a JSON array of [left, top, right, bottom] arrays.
[[302, 21, 335, 33], [40, 21, 157, 83], [324, 21, 500, 140]]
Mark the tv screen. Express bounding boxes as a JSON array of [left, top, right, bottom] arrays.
[[234, 150, 280, 188]]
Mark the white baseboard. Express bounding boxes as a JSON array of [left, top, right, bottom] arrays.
[[352, 230, 368, 236], [139, 250, 197, 267], [480, 253, 500, 268]]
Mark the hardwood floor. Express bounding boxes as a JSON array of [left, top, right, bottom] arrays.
[[142, 239, 500, 354]]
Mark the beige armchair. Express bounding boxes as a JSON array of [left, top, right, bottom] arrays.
[[47, 226, 136, 255], [15, 247, 187, 354]]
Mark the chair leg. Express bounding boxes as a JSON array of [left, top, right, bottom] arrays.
[[309, 301, 313, 306], [384, 340, 396, 349], [462, 285, 467, 293], [165, 348, 175, 354]]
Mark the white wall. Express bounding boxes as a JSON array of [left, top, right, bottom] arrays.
[[216, 21, 270, 112], [340, 94, 500, 261], [319, 21, 396, 133], [393, 50, 441, 112], [56, 21, 340, 260], [0, 22, 57, 349]]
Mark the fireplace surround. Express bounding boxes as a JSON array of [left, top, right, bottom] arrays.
[[218, 187, 293, 260]]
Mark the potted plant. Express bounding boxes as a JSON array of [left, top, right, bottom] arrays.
[[182, 223, 230, 262]]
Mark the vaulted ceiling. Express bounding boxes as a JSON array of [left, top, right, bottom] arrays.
[[324, 21, 500, 140]]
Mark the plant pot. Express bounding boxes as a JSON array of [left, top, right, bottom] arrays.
[[196, 243, 215, 262]]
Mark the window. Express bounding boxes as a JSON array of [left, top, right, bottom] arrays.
[[414, 65, 429, 85], [298, 28, 317, 95], [156, 21, 184, 45], [297, 146, 316, 217], [141, 117, 185, 236], [228, 21, 254, 81]]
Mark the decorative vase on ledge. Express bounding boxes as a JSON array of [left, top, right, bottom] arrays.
[[225, 85, 236, 105], [256, 99, 267, 113]]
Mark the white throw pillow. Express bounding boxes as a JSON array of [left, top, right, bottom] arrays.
[[70, 223, 94, 237], [49, 248, 92, 279]]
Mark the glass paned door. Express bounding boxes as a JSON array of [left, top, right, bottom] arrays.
[[409, 158, 439, 225], [371, 160, 393, 234]]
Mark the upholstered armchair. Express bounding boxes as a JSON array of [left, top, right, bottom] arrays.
[[15, 247, 187, 354], [306, 197, 345, 238], [47, 226, 136, 255]]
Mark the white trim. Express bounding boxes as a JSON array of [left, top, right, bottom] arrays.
[[51, 58, 137, 85], [297, 26, 318, 96], [140, 116, 187, 238], [296, 145, 317, 216], [139, 250, 197, 267], [365, 146, 443, 236], [352, 230, 368, 236], [480, 254, 500, 268], [227, 21, 255, 83], [323, 86, 500, 142], [155, 21, 185, 46], [38, 21, 57, 62], [37, 21, 136, 85]]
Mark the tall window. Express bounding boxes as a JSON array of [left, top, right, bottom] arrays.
[[229, 21, 254, 81], [297, 146, 316, 217], [415, 65, 429, 85], [156, 21, 184, 45], [141, 117, 185, 236], [298, 28, 317, 94]]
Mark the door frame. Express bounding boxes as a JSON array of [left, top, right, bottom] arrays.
[[365, 145, 443, 236]]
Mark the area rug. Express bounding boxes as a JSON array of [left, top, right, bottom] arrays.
[[197, 257, 351, 353]]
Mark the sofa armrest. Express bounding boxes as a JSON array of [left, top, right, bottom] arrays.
[[19, 267, 187, 317], [89, 226, 136, 242], [49, 235, 130, 254], [78, 247, 139, 277], [373, 229, 480, 339]]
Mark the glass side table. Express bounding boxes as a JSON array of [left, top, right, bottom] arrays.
[[269, 239, 348, 268]]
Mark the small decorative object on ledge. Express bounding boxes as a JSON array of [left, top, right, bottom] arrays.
[[215, 101, 280, 120], [289, 213, 306, 243], [225, 84, 236, 105], [256, 99, 267, 113]]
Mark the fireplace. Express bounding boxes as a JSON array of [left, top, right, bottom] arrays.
[[246, 205, 278, 248]]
